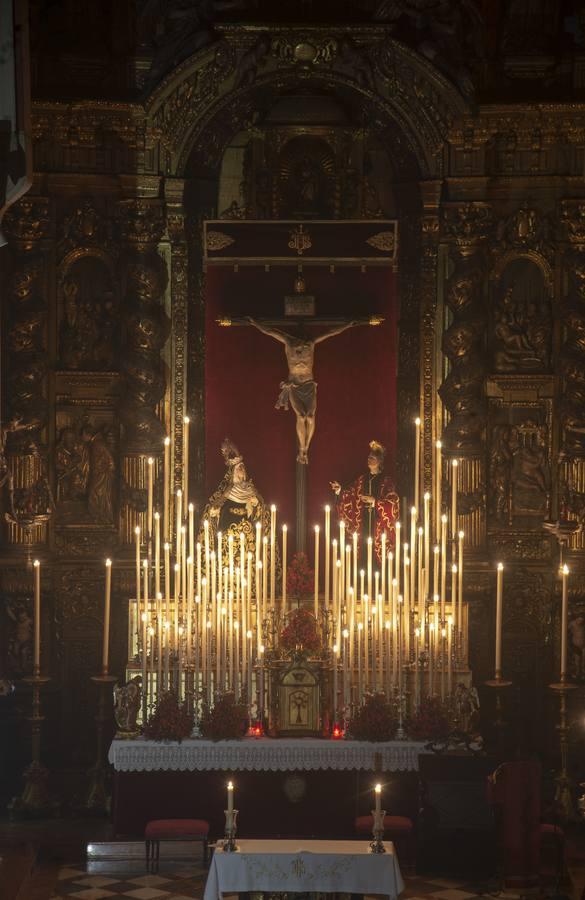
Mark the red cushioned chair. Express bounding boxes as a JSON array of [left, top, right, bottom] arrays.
[[355, 814, 416, 873], [145, 818, 210, 871]]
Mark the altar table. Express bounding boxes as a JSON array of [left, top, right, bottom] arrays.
[[108, 738, 426, 773], [108, 739, 424, 838], [203, 839, 404, 900]]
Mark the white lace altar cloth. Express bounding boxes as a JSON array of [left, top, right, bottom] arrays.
[[203, 839, 404, 900], [108, 737, 426, 773]]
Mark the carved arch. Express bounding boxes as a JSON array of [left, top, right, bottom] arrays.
[[145, 31, 471, 179], [491, 250, 554, 296]]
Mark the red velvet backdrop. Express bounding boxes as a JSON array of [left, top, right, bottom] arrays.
[[205, 266, 397, 554]]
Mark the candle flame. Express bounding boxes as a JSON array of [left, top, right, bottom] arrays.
[[562, 564, 569, 575], [436, 440, 442, 449], [458, 530, 464, 539], [164, 436, 170, 446], [452, 564, 457, 573], [497, 562, 504, 571], [452, 458, 458, 468], [34, 559, 40, 568], [148, 456, 154, 465], [415, 417, 421, 426], [228, 781, 233, 790], [184, 415, 190, 424], [105, 558, 112, 567], [315, 525, 320, 532], [375, 783, 382, 793], [135, 525, 140, 535]]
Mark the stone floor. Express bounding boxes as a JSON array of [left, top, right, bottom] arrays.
[[47, 858, 561, 900]]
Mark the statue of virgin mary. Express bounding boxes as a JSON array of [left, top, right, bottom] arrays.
[[199, 439, 270, 569]]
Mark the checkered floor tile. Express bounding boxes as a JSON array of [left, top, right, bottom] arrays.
[[51, 860, 502, 900]]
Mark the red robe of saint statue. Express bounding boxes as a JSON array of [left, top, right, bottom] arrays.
[[336, 471, 399, 563]]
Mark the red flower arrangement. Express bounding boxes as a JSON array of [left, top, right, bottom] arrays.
[[286, 552, 314, 602], [348, 692, 397, 742], [280, 607, 321, 654], [406, 697, 451, 741], [144, 691, 193, 742], [200, 692, 249, 741]]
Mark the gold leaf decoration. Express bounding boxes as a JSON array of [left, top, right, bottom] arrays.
[[206, 230, 235, 252], [366, 230, 395, 253]]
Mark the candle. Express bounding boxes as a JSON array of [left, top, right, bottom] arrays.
[[227, 780, 234, 829], [154, 511, 161, 597], [183, 415, 190, 501], [435, 440, 442, 540], [135, 526, 141, 603], [325, 505, 331, 608], [440, 514, 447, 624], [451, 459, 458, 538], [147, 456, 154, 540], [352, 531, 358, 599], [395, 523, 401, 597], [414, 417, 421, 513], [447, 617, 453, 695], [414, 627, 420, 710], [332, 643, 338, 720], [458, 530, 464, 646], [367, 537, 373, 601], [33, 559, 41, 673], [451, 563, 457, 634], [561, 564, 569, 680], [270, 505, 276, 604], [282, 524, 287, 612], [374, 783, 382, 829], [102, 558, 112, 674], [495, 562, 504, 678], [381, 531, 387, 604], [188, 503, 195, 566], [314, 525, 320, 619], [163, 436, 170, 542]]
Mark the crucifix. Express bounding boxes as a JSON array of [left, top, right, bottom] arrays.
[[219, 307, 381, 551]]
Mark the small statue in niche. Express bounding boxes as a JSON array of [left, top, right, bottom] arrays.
[[113, 675, 142, 737], [60, 262, 115, 370], [510, 424, 550, 504], [82, 425, 116, 524], [454, 682, 480, 734], [56, 427, 90, 501], [493, 283, 550, 373], [296, 156, 319, 209], [489, 425, 514, 523]]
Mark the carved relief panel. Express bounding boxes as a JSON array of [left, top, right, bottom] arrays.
[[487, 379, 553, 529], [58, 252, 118, 371], [491, 257, 552, 374]]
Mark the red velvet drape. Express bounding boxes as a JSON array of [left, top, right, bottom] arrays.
[[205, 265, 397, 553]]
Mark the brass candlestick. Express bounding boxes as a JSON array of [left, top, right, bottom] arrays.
[[485, 673, 512, 750], [9, 672, 57, 817], [83, 673, 118, 813], [549, 677, 577, 823]]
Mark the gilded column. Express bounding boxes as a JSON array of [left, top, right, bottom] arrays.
[[559, 200, 585, 551], [2, 196, 52, 547], [440, 202, 492, 548], [116, 199, 169, 544]]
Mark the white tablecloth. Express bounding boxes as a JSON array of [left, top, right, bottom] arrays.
[[203, 839, 404, 900], [108, 737, 425, 773]]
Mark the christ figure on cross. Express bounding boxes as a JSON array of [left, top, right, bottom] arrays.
[[248, 317, 361, 464]]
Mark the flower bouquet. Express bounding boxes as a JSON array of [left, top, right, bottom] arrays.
[[286, 552, 314, 606], [348, 692, 397, 742], [144, 691, 193, 742], [280, 607, 321, 656], [200, 691, 249, 741], [405, 696, 451, 742]]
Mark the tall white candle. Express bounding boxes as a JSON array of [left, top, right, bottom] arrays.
[[163, 436, 171, 542], [33, 559, 41, 673], [414, 417, 421, 513], [458, 530, 464, 646], [270, 505, 276, 604], [282, 524, 287, 612], [561, 564, 569, 680], [325, 505, 331, 608], [495, 562, 504, 678], [135, 526, 141, 603], [451, 459, 458, 538], [183, 415, 190, 501], [154, 511, 161, 597], [146, 456, 154, 542], [314, 525, 320, 619], [435, 440, 442, 540], [102, 558, 112, 674]]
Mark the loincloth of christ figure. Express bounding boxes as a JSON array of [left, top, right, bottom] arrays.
[[248, 317, 361, 464]]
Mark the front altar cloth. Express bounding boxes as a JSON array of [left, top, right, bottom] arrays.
[[108, 737, 427, 773], [203, 839, 404, 900]]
